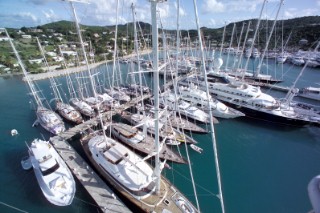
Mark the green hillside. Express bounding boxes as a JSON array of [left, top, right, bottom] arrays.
[[36, 16, 320, 50], [1, 16, 319, 75]]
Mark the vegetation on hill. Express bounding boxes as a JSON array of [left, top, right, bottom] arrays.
[[1, 16, 319, 75]]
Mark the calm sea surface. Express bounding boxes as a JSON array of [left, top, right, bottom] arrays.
[[0, 55, 320, 213]]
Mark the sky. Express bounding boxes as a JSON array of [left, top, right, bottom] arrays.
[[0, 0, 319, 29]]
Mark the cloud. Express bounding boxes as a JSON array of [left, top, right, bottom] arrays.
[[208, 19, 217, 27], [201, 0, 269, 15], [42, 9, 59, 22], [227, 1, 258, 12], [173, 2, 187, 17], [0, 12, 40, 28], [79, 0, 139, 25], [202, 0, 225, 13], [283, 7, 318, 19], [27, 0, 55, 5]]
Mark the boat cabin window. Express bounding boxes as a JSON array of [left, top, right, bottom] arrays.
[[38, 154, 52, 164], [163, 199, 170, 205], [41, 160, 60, 176]]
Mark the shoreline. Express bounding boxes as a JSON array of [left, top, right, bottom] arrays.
[[15, 49, 152, 81]]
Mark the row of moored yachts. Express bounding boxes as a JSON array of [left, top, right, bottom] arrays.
[[23, 60, 320, 210]]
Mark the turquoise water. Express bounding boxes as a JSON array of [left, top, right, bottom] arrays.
[[0, 57, 320, 213]]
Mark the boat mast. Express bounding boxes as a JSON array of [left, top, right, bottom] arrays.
[[219, 23, 226, 58], [191, 0, 225, 212], [69, 0, 97, 99], [131, 3, 145, 111], [225, 23, 236, 71], [59, 45, 79, 100], [175, 0, 181, 90], [150, 0, 161, 194], [232, 22, 245, 69], [66, 0, 109, 140], [4, 29, 43, 107], [36, 37, 63, 102], [111, 0, 120, 92], [236, 21, 251, 71], [255, 0, 284, 77], [284, 41, 320, 104], [242, 0, 267, 78]]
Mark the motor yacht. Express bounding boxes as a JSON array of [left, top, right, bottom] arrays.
[[28, 139, 76, 206]]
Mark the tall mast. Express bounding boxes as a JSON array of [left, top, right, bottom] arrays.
[[174, 0, 180, 92], [232, 22, 245, 69], [36, 37, 63, 102], [219, 23, 227, 58], [243, 0, 267, 74], [237, 21, 251, 71], [284, 41, 320, 105], [131, 3, 145, 109], [69, 0, 97, 98], [192, 0, 225, 212], [150, 0, 161, 194], [225, 23, 236, 71], [111, 0, 120, 91], [255, 0, 284, 77], [66, 0, 109, 141], [4, 29, 43, 107]]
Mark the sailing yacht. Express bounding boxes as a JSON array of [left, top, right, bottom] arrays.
[[121, 110, 194, 145], [141, 103, 210, 133], [56, 100, 83, 124], [70, 98, 96, 117], [50, 78, 83, 124], [27, 139, 76, 206], [276, 53, 288, 64], [85, 135, 156, 198], [82, 132, 195, 212], [104, 88, 131, 103], [109, 123, 187, 163], [299, 87, 320, 101], [35, 37, 84, 126], [36, 106, 66, 135], [4, 29, 66, 135]]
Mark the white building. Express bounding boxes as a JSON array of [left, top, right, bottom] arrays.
[[29, 58, 43, 64], [21, 35, 32, 39]]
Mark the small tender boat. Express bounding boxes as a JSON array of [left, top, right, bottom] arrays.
[[190, 144, 203, 154], [299, 87, 320, 101], [308, 175, 320, 213], [36, 106, 65, 135], [27, 139, 76, 206], [11, 129, 18, 136], [21, 156, 32, 170]]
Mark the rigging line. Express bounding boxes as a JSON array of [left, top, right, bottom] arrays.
[[73, 196, 100, 208], [0, 201, 29, 213], [170, 167, 219, 198], [192, 0, 225, 212]]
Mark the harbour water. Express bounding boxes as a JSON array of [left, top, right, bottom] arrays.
[[0, 55, 320, 213]]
